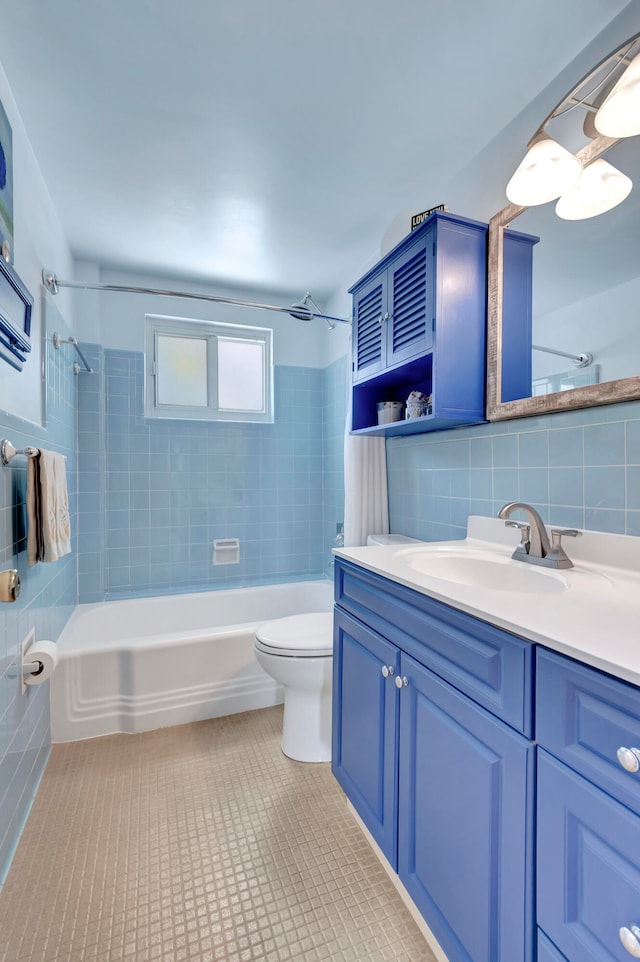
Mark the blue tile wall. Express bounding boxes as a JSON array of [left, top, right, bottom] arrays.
[[387, 400, 640, 542], [0, 299, 78, 886], [78, 349, 347, 600]]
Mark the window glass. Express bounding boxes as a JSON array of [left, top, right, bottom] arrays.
[[156, 334, 208, 407], [218, 337, 264, 412]]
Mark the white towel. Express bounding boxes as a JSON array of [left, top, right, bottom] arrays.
[[26, 449, 71, 565]]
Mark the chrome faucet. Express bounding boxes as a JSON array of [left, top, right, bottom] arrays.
[[497, 502, 581, 569]]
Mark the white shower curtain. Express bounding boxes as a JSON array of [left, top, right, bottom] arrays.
[[343, 352, 389, 547]]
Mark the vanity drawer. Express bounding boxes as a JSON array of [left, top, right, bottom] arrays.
[[536, 648, 640, 817], [335, 559, 533, 735], [537, 749, 640, 962]]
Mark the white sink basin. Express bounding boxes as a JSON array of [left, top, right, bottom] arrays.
[[405, 552, 568, 594], [392, 542, 616, 595]]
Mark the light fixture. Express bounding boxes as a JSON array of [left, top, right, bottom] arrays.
[[506, 136, 582, 206], [504, 32, 640, 217], [555, 158, 632, 220], [594, 50, 640, 137]]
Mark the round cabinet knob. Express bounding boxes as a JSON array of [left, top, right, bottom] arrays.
[[378, 314, 385, 325], [620, 925, 640, 957], [617, 747, 640, 773], [394, 675, 408, 689], [381, 665, 395, 678]]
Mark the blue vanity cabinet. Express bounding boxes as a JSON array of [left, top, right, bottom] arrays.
[[332, 559, 535, 962], [349, 211, 488, 436], [536, 648, 640, 962]]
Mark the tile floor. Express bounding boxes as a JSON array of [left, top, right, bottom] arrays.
[[0, 707, 437, 961]]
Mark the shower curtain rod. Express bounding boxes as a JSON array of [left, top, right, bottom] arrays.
[[41, 270, 351, 327]]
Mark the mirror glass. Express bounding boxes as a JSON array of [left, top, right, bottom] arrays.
[[507, 135, 640, 402]]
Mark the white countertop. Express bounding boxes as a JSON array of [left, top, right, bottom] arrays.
[[334, 516, 640, 688]]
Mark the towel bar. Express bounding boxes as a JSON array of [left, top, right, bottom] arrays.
[[1, 439, 38, 465], [52, 332, 94, 374]]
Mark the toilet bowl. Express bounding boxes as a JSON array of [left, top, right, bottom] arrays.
[[254, 612, 333, 763]]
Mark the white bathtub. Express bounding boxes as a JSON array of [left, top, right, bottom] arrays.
[[51, 580, 333, 743]]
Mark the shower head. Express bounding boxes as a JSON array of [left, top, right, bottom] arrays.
[[288, 296, 314, 322], [288, 292, 337, 330]]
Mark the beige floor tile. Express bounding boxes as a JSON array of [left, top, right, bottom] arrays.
[[0, 707, 436, 961]]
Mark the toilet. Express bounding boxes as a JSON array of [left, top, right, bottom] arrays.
[[366, 534, 422, 547], [254, 612, 334, 763], [254, 536, 420, 764]]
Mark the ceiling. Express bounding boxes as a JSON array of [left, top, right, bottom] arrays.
[[0, 0, 633, 301]]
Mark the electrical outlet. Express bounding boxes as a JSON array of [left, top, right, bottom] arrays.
[[20, 629, 35, 695]]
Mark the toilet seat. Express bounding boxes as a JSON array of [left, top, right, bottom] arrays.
[[254, 612, 333, 658]]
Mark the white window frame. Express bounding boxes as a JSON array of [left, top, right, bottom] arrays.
[[144, 314, 273, 422]]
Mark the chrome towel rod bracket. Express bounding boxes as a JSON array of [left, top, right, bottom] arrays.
[[1, 439, 38, 465], [52, 331, 95, 375]]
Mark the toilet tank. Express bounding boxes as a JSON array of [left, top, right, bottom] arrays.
[[366, 534, 422, 546]]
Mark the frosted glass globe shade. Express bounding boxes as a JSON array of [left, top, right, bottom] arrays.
[[594, 51, 640, 138], [555, 159, 632, 220], [506, 138, 583, 206]]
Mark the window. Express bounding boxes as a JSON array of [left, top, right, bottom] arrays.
[[145, 315, 273, 422]]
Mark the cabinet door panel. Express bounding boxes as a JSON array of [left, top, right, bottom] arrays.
[[352, 273, 385, 381], [537, 930, 569, 962], [538, 749, 640, 962], [386, 235, 432, 366], [332, 609, 399, 865], [398, 654, 533, 962]]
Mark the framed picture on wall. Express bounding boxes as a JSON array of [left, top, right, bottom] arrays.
[[0, 98, 12, 262], [0, 257, 32, 371]]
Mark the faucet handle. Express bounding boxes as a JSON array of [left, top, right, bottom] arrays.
[[548, 528, 582, 569], [505, 520, 530, 555], [550, 528, 581, 545]]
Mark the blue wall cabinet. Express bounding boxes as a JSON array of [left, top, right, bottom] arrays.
[[349, 211, 488, 436], [333, 559, 535, 962]]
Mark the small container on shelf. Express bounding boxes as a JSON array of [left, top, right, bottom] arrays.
[[405, 391, 431, 419], [376, 401, 404, 425]]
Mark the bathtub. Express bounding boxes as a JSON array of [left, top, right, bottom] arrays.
[[51, 580, 333, 743]]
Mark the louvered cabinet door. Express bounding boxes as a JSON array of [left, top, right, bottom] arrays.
[[386, 235, 432, 368], [352, 272, 385, 382]]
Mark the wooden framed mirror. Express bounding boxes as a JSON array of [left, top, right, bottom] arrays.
[[486, 37, 640, 421]]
